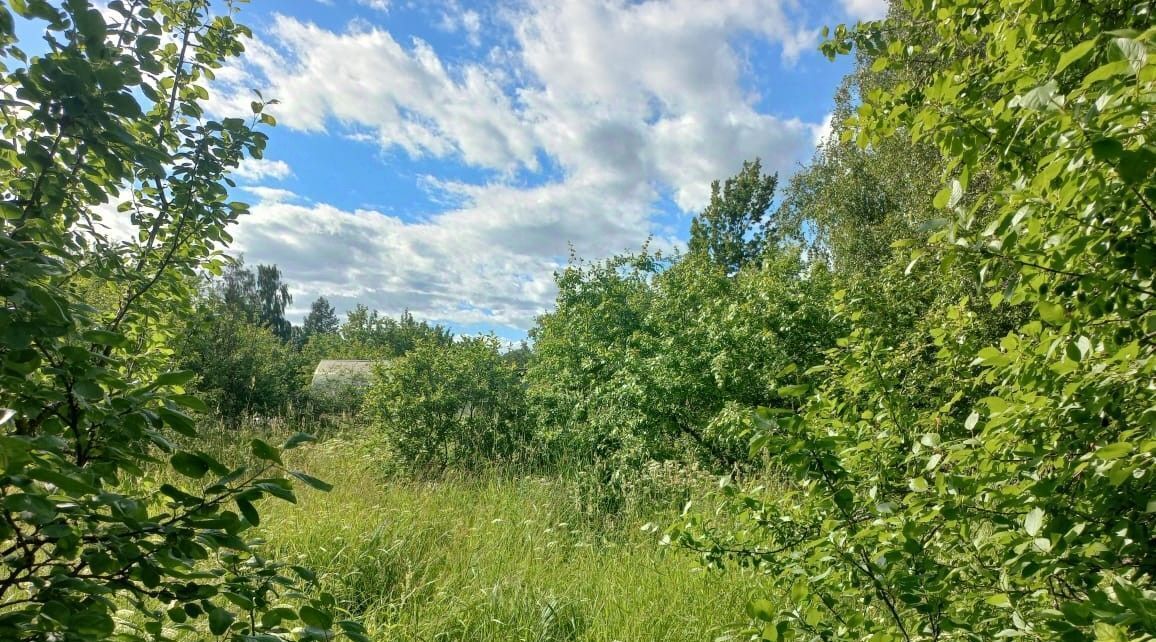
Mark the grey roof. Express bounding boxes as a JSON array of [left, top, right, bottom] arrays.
[[310, 359, 379, 389]]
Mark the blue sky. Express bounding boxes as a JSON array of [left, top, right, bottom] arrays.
[[85, 0, 887, 341]]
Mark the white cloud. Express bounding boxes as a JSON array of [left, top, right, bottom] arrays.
[[438, 1, 483, 46], [357, 0, 389, 12], [509, 0, 818, 210], [208, 0, 830, 330], [812, 112, 834, 148], [233, 158, 293, 181], [230, 186, 669, 330], [241, 186, 301, 203], [840, 0, 889, 21], [210, 15, 538, 173]]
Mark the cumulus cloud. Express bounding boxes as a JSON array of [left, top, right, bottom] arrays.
[[233, 158, 293, 181], [210, 16, 539, 173], [240, 186, 301, 203], [357, 0, 389, 12], [841, 0, 889, 21], [230, 191, 659, 330], [207, 0, 830, 330]]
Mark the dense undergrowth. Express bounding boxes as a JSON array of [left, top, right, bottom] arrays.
[[189, 423, 765, 642]]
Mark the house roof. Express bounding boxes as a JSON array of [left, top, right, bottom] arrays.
[[310, 359, 379, 389]]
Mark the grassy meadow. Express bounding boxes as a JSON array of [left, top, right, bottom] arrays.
[[194, 425, 767, 642]]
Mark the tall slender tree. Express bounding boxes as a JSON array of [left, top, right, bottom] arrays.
[[256, 263, 292, 340], [687, 158, 778, 273], [302, 295, 340, 337]]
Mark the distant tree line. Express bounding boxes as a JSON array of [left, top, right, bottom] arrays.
[[174, 257, 454, 422]]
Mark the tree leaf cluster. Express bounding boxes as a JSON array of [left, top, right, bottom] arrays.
[[0, 2, 359, 640], [674, 1, 1156, 640]]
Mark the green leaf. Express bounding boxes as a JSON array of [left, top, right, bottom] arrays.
[[1118, 149, 1155, 185], [1095, 622, 1128, 642], [170, 394, 208, 413], [745, 598, 775, 622], [256, 479, 297, 503], [933, 184, 952, 209], [775, 384, 809, 397], [789, 581, 808, 603], [1112, 37, 1147, 74], [236, 497, 260, 527], [1057, 39, 1097, 74], [208, 608, 235, 636], [82, 329, 127, 347], [27, 467, 97, 495], [909, 477, 929, 493], [282, 432, 317, 449], [157, 407, 197, 437], [72, 380, 103, 400], [1095, 442, 1133, 460], [71, 611, 115, 638], [1037, 301, 1066, 326], [985, 593, 1011, 608], [1024, 507, 1045, 536], [250, 439, 282, 464], [170, 452, 209, 479], [975, 347, 1011, 366], [1082, 60, 1134, 85], [299, 605, 332, 629], [1091, 138, 1123, 162], [154, 370, 196, 387], [1013, 80, 1060, 110], [290, 470, 334, 492]]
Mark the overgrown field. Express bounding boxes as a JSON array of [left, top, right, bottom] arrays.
[[226, 430, 765, 642]]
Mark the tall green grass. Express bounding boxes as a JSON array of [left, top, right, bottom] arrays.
[[245, 433, 766, 641]]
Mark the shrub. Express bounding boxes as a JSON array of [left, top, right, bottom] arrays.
[[362, 336, 530, 471]]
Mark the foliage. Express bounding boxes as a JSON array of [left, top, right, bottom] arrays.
[[638, 249, 838, 467], [215, 257, 294, 341], [255, 263, 293, 341], [527, 231, 837, 473], [301, 295, 339, 339], [176, 299, 306, 422], [688, 158, 779, 273], [0, 2, 358, 640], [341, 305, 452, 357], [527, 252, 663, 466], [679, 1, 1156, 641], [362, 336, 529, 470]]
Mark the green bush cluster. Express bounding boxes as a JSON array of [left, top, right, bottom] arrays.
[[361, 336, 530, 471], [669, 1, 1156, 640]]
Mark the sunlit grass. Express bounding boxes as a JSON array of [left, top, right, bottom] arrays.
[[242, 432, 765, 641]]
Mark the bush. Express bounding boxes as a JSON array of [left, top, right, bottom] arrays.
[[176, 306, 307, 423], [0, 2, 355, 640], [362, 336, 530, 471], [677, 2, 1156, 640]]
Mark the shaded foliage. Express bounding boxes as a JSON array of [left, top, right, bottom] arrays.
[[302, 295, 339, 339], [0, 1, 360, 641]]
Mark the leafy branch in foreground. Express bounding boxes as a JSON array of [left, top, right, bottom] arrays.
[[678, 0, 1156, 640], [0, 1, 362, 640]]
